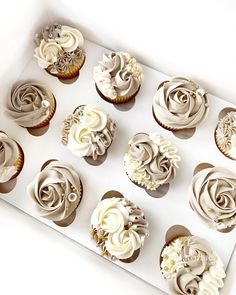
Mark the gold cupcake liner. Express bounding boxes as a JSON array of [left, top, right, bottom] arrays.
[[11, 143, 24, 180], [214, 128, 236, 160], [47, 54, 86, 80], [29, 93, 56, 129], [152, 107, 181, 132], [95, 84, 140, 105]]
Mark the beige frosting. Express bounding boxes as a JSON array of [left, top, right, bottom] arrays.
[[90, 196, 149, 261], [27, 160, 82, 221], [190, 166, 236, 230], [7, 81, 54, 128], [153, 77, 209, 130], [0, 132, 19, 183], [215, 111, 236, 159], [124, 133, 180, 190], [94, 52, 143, 99], [62, 105, 116, 160], [161, 235, 226, 295]]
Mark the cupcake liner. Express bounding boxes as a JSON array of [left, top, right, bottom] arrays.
[[214, 128, 236, 160], [152, 106, 181, 132], [11, 142, 24, 180], [95, 84, 140, 104], [28, 93, 56, 130], [47, 54, 85, 80]]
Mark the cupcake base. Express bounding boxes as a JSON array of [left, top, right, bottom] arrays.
[[95, 83, 140, 105], [46, 55, 86, 82], [152, 107, 196, 139]]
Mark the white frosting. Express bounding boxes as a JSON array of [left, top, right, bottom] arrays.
[[55, 25, 84, 52], [229, 134, 236, 158], [67, 124, 93, 157], [91, 198, 129, 233], [105, 229, 141, 260], [80, 105, 107, 132], [34, 39, 62, 68], [0, 166, 17, 183]]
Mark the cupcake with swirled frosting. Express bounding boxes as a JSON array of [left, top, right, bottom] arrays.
[[27, 160, 83, 225], [153, 77, 209, 133], [62, 105, 116, 162], [0, 131, 24, 186], [90, 191, 149, 262], [124, 133, 180, 193], [7, 81, 56, 130], [34, 24, 85, 79], [94, 52, 143, 104], [190, 164, 236, 232], [160, 235, 226, 295], [215, 111, 236, 160]]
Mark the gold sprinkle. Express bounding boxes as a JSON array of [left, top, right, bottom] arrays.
[[163, 254, 169, 260]]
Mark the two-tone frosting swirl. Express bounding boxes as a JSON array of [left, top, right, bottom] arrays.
[[190, 166, 236, 230], [34, 24, 84, 71], [62, 105, 116, 160], [124, 133, 180, 190], [94, 52, 143, 99], [7, 81, 54, 128], [0, 132, 20, 183], [27, 160, 82, 221], [153, 77, 209, 130], [90, 196, 149, 260], [161, 235, 226, 295]]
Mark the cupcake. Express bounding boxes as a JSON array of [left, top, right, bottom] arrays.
[[62, 105, 116, 165], [160, 233, 226, 295], [90, 190, 149, 262], [7, 81, 56, 135], [0, 132, 24, 192], [215, 110, 236, 160], [190, 163, 236, 232], [34, 24, 85, 80], [94, 52, 143, 104], [124, 133, 180, 197], [153, 77, 209, 137], [27, 160, 83, 226]]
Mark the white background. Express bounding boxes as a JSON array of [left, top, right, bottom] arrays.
[[0, 0, 236, 294]]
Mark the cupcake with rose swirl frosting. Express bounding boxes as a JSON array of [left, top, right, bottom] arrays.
[[190, 164, 236, 232], [94, 52, 143, 104], [153, 77, 209, 134], [27, 160, 83, 226], [160, 235, 226, 295], [0, 132, 24, 187], [124, 133, 180, 194], [90, 191, 149, 262], [62, 105, 116, 163], [34, 24, 85, 79], [7, 81, 56, 131]]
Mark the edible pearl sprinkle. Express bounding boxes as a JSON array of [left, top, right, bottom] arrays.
[[196, 88, 205, 96], [68, 192, 77, 202], [41, 99, 50, 108]]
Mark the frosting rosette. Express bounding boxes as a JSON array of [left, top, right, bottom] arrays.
[[62, 105, 116, 160], [160, 235, 226, 295], [190, 165, 236, 231], [34, 24, 85, 76], [153, 77, 209, 130], [27, 160, 82, 222], [124, 133, 180, 190], [94, 52, 143, 102], [0, 132, 22, 183], [7, 81, 55, 128], [90, 195, 149, 261]]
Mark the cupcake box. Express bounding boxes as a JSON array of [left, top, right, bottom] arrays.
[[0, 11, 236, 294]]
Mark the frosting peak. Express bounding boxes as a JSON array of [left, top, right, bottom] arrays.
[[153, 77, 209, 130], [7, 81, 55, 128], [94, 52, 143, 99]]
